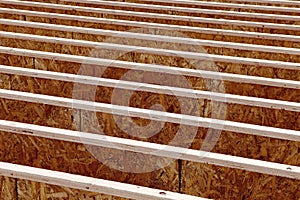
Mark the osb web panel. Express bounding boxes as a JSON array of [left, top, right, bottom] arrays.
[[181, 162, 300, 200], [17, 180, 129, 200], [17, 178, 129, 200], [0, 176, 16, 200], [0, 131, 179, 190]]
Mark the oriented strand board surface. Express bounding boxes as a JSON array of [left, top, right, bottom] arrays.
[[17, 179, 130, 200], [0, 176, 16, 200], [0, 129, 179, 192], [181, 162, 300, 200]]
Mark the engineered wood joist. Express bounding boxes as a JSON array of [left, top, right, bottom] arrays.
[[1, 45, 300, 72], [4, 0, 300, 22], [1, 3, 300, 32], [2, 25, 300, 56], [126, 0, 300, 14], [210, 0, 300, 6], [0, 162, 206, 200], [1, 56, 299, 90], [0, 120, 299, 179], [1, 19, 300, 45], [0, 88, 299, 141]]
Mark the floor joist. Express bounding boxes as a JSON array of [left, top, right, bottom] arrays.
[[211, 0, 300, 6], [1, 45, 300, 73], [0, 120, 299, 179], [1, 48, 299, 90], [1, 18, 300, 43], [1, 46, 300, 90], [0, 161, 207, 200], [0, 88, 299, 141], [2, 29, 300, 57], [131, 0, 300, 14]]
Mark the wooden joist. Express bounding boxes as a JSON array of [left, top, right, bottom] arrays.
[[0, 162, 208, 200], [126, 0, 300, 13], [1, 18, 300, 44], [1, 43, 300, 72], [211, 0, 300, 6], [1, 46, 300, 90], [0, 120, 299, 179], [1, 28, 300, 57], [0, 88, 299, 141]]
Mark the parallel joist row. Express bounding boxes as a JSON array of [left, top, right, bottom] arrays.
[[0, 0, 299, 199], [2, 0, 300, 21], [1, 29, 300, 66], [1, 8, 300, 46], [1, 0, 300, 33], [58, 0, 300, 19], [1, 47, 300, 112], [0, 65, 299, 141]]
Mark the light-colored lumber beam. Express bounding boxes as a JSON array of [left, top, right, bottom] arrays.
[[1, 64, 299, 111], [0, 120, 299, 179], [0, 6, 299, 31], [58, 0, 300, 21], [130, 0, 300, 14], [0, 162, 207, 200], [0, 88, 299, 141]]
